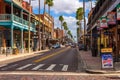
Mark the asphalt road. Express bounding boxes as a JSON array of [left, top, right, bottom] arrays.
[[0, 47, 79, 72]]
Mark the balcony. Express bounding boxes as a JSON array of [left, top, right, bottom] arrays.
[[0, 14, 36, 32], [5, 0, 22, 7]]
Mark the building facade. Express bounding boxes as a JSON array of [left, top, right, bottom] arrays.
[[0, 0, 54, 54], [87, 0, 120, 58]]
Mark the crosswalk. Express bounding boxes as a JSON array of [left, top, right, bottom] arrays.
[[0, 64, 70, 72]]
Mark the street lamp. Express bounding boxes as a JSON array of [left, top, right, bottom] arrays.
[[28, 0, 31, 53], [83, 0, 87, 50], [28, 0, 35, 53], [38, 0, 41, 51]]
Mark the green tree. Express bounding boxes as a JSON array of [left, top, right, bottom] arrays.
[[62, 21, 68, 36], [45, 0, 54, 15], [59, 15, 64, 30], [76, 7, 83, 37]]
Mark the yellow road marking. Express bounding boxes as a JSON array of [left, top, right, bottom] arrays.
[[34, 47, 70, 63]]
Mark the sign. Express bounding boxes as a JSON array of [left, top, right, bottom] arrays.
[[117, 4, 120, 20], [101, 48, 113, 69], [101, 53, 113, 69], [100, 17, 108, 28], [107, 12, 116, 25], [101, 48, 112, 53], [97, 20, 102, 30]]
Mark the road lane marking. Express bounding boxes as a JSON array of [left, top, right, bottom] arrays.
[[45, 64, 56, 71], [34, 47, 70, 63], [17, 64, 32, 70], [1, 64, 18, 70], [62, 65, 68, 71], [32, 64, 44, 70], [0, 64, 7, 67]]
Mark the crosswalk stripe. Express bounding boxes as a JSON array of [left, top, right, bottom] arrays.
[[17, 64, 32, 70], [32, 64, 44, 70], [45, 64, 56, 70], [62, 65, 68, 71]]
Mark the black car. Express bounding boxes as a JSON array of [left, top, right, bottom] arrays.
[[78, 44, 84, 50]]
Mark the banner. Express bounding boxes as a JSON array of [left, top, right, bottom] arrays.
[[100, 17, 108, 28], [117, 4, 120, 20], [107, 12, 116, 25]]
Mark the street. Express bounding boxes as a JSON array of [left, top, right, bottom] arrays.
[[0, 47, 79, 72]]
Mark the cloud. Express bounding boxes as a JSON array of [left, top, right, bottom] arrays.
[[54, 16, 77, 39], [52, 0, 83, 14], [23, 0, 94, 42]]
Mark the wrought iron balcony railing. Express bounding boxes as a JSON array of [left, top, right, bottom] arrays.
[[0, 14, 36, 31]]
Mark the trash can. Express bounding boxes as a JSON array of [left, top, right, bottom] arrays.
[[91, 48, 97, 57]]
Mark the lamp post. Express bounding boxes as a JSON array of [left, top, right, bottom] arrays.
[[28, 0, 31, 53], [83, 0, 86, 50], [38, 0, 41, 51]]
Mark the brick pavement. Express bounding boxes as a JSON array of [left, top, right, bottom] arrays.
[[79, 50, 120, 73]]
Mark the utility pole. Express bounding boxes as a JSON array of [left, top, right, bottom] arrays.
[[83, 0, 86, 50], [28, 0, 31, 53], [38, 0, 41, 51]]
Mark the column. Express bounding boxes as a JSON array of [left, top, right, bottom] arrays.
[[21, 9, 24, 53], [11, 25, 14, 54], [21, 29, 24, 53], [11, 2, 13, 21]]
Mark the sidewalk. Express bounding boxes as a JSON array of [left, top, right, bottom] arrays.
[[0, 49, 49, 63], [79, 50, 120, 74]]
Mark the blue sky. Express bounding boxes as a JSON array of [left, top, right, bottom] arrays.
[[24, 0, 96, 42]]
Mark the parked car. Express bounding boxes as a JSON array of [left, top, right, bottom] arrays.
[[52, 44, 61, 49], [78, 44, 84, 50], [71, 44, 76, 48]]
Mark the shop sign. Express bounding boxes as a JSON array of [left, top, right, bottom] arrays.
[[117, 4, 120, 20], [101, 48, 112, 53], [101, 48, 114, 69], [107, 12, 116, 25], [100, 17, 108, 28], [97, 20, 102, 30]]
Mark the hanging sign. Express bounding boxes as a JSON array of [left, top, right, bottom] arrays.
[[97, 20, 102, 30], [100, 17, 108, 28], [107, 12, 116, 25], [117, 4, 120, 20], [101, 48, 114, 69]]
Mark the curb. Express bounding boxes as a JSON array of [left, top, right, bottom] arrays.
[[0, 49, 50, 64], [85, 69, 120, 74], [76, 49, 87, 72]]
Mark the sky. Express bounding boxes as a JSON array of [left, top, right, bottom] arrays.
[[24, 0, 96, 42]]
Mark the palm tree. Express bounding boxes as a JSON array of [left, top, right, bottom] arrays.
[[67, 30, 73, 39], [76, 7, 83, 38], [62, 21, 68, 36], [59, 15, 64, 30], [76, 21, 82, 38], [45, 0, 54, 15]]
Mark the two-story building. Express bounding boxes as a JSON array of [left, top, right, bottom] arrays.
[[87, 0, 120, 58], [0, 0, 36, 54]]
